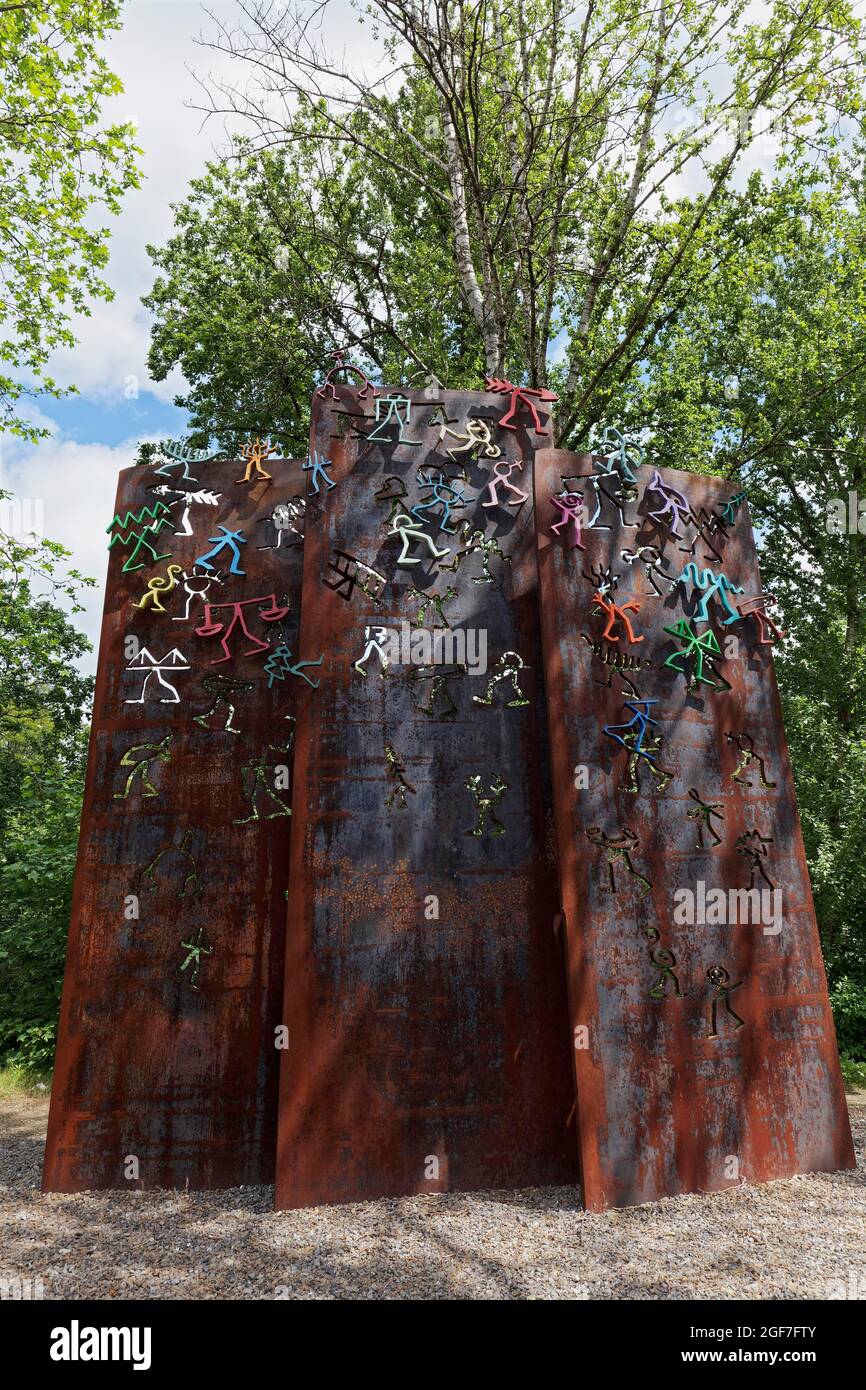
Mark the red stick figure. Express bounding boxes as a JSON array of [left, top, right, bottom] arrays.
[[484, 377, 558, 434], [195, 594, 288, 664]]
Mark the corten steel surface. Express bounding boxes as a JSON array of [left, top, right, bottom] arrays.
[[534, 449, 855, 1212], [43, 458, 306, 1192], [275, 388, 578, 1209]]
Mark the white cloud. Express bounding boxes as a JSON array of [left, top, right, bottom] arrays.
[[3, 428, 151, 671]]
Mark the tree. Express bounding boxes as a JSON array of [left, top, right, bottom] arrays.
[[0, 499, 93, 1071], [622, 153, 866, 1057], [0, 0, 140, 439], [167, 0, 865, 446]]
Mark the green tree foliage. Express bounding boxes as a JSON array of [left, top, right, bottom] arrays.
[[0, 503, 93, 1071], [0, 0, 140, 438]]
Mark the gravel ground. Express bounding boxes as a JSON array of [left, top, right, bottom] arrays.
[[2, 1097, 864, 1300]]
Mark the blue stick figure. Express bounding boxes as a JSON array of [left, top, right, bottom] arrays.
[[195, 525, 247, 577], [303, 450, 336, 493]]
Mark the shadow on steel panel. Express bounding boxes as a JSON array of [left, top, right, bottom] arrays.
[[43, 455, 306, 1192], [276, 387, 579, 1207], [533, 445, 855, 1212]]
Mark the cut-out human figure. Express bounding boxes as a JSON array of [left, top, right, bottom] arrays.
[[141, 830, 201, 897], [114, 734, 173, 799], [439, 525, 506, 583], [407, 584, 457, 629], [465, 773, 508, 837], [257, 499, 305, 550], [686, 788, 725, 848], [585, 825, 651, 898], [384, 743, 416, 810], [725, 732, 776, 788], [324, 550, 386, 604], [736, 829, 774, 890], [472, 651, 529, 708], [706, 965, 745, 1038], [374, 476, 408, 526], [409, 663, 465, 719], [193, 673, 255, 734], [234, 743, 294, 823], [650, 947, 683, 999]]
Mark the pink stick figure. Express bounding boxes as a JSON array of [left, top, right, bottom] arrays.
[[482, 459, 529, 508], [551, 491, 586, 550]]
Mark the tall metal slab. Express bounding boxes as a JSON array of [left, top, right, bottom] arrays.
[[43, 454, 306, 1191], [534, 446, 855, 1211], [275, 386, 578, 1208]]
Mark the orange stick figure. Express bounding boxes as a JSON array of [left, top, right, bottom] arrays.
[[592, 591, 645, 644]]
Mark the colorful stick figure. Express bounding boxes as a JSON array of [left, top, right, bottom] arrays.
[[107, 503, 174, 573], [484, 376, 557, 434], [646, 469, 691, 537], [663, 618, 724, 689], [551, 491, 586, 549], [482, 459, 528, 509], [195, 525, 247, 577], [264, 643, 324, 689], [135, 563, 183, 613], [388, 511, 451, 566], [315, 349, 378, 400], [367, 393, 420, 446], [677, 563, 744, 626], [353, 625, 391, 677], [593, 590, 645, 644], [603, 699, 672, 794], [303, 449, 336, 493], [123, 646, 190, 704], [411, 469, 469, 533], [236, 436, 277, 484], [195, 594, 288, 664]]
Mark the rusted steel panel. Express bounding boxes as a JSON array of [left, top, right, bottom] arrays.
[[275, 388, 578, 1208], [43, 457, 306, 1191], [534, 447, 855, 1212]]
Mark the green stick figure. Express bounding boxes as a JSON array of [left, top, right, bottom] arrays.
[[686, 788, 725, 848], [472, 651, 529, 708]]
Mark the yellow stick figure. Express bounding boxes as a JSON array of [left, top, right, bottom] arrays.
[[135, 564, 183, 613], [236, 436, 277, 484]]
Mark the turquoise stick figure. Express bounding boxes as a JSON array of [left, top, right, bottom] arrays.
[[677, 563, 744, 625], [195, 525, 247, 577], [303, 450, 336, 493]]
